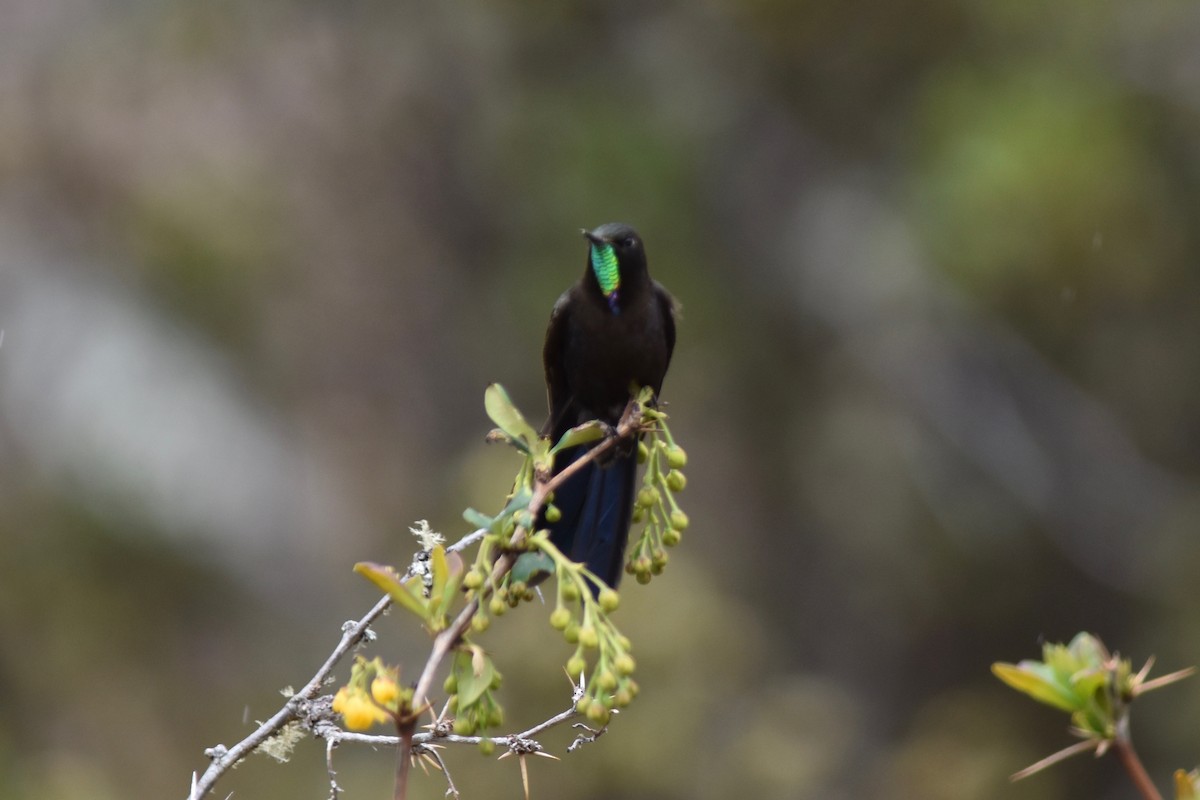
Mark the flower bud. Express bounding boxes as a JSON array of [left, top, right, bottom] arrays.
[[598, 588, 620, 613], [586, 704, 611, 726], [662, 528, 682, 547], [479, 738, 495, 756], [545, 504, 562, 523], [579, 626, 599, 649], [667, 446, 687, 468], [549, 607, 572, 630], [567, 655, 587, 677], [669, 510, 689, 531], [666, 470, 687, 491], [614, 654, 636, 676]]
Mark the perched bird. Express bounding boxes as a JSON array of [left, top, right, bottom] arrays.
[[540, 223, 676, 588]]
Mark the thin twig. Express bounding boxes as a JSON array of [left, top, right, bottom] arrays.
[[1113, 718, 1163, 800], [187, 592, 394, 800]]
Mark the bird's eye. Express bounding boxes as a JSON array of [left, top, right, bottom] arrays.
[[623, 236, 637, 248]]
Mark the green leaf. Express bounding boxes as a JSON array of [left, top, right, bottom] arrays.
[[551, 421, 607, 454], [432, 547, 465, 618], [453, 647, 497, 709], [992, 661, 1081, 712], [485, 384, 538, 451], [354, 562, 428, 619], [463, 508, 495, 530], [510, 551, 555, 587]]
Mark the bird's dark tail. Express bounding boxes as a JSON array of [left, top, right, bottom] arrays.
[[541, 443, 638, 590]]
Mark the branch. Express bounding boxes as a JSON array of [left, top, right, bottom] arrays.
[[1113, 717, 1163, 800], [187, 397, 646, 800], [187, 528, 485, 800], [397, 400, 644, 800]]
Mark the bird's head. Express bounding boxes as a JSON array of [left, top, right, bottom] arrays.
[[583, 223, 646, 314]]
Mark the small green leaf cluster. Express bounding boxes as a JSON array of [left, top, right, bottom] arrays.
[[444, 646, 504, 738], [993, 632, 1196, 783], [993, 632, 1128, 738], [626, 408, 688, 584]]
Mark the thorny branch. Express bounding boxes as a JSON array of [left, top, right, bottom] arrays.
[[186, 398, 647, 800]]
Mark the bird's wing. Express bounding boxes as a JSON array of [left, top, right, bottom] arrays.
[[541, 288, 574, 437], [654, 280, 677, 372]]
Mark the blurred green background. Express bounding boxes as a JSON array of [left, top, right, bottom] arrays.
[[3, 2, 1200, 798]]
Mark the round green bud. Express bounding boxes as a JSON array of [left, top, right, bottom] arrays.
[[586, 704, 611, 726], [598, 588, 620, 613], [624, 560, 636, 575], [444, 674, 458, 695], [614, 654, 636, 676], [523, 589, 535, 602], [509, 581, 526, 597], [489, 598, 506, 616], [447, 695, 458, 713], [652, 549, 669, 569], [617, 634, 632, 650], [669, 510, 689, 531], [631, 508, 645, 523], [575, 696, 592, 715], [666, 470, 687, 491], [579, 626, 599, 649], [597, 670, 618, 691], [567, 654, 587, 677], [545, 504, 562, 523], [637, 441, 649, 464], [563, 622, 580, 644], [662, 528, 682, 547], [478, 738, 495, 756], [614, 689, 633, 708], [463, 569, 484, 590], [635, 571, 652, 585], [490, 671, 503, 690], [454, 717, 476, 736], [487, 706, 504, 727], [667, 446, 687, 469], [472, 614, 490, 633], [636, 488, 655, 508], [549, 607, 571, 630], [627, 679, 640, 697], [562, 582, 580, 602]]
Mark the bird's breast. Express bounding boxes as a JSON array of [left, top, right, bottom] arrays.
[[564, 295, 670, 424]]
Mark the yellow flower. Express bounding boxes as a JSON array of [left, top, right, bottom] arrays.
[[334, 686, 390, 731]]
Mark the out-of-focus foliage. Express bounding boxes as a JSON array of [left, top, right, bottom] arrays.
[[3, 1, 1200, 799]]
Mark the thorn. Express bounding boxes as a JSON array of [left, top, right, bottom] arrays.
[[519, 753, 531, 800]]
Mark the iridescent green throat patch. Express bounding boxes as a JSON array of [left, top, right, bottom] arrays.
[[590, 241, 621, 302]]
